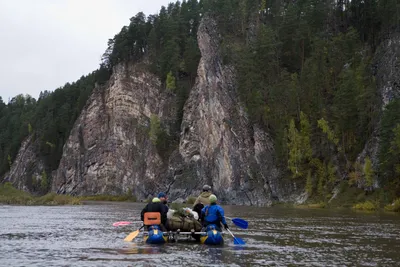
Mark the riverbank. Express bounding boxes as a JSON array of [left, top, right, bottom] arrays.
[[0, 182, 81, 205], [289, 182, 400, 213], [0, 182, 136, 205], [1, 182, 399, 212]]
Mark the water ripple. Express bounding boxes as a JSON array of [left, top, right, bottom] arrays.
[[0, 204, 399, 266]]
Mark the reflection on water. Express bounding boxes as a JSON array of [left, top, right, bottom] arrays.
[[118, 243, 164, 255], [0, 202, 400, 266]]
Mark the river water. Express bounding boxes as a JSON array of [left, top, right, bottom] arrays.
[[0, 202, 399, 267]]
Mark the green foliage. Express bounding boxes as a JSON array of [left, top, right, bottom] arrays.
[[314, 159, 326, 196], [287, 112, 313, 178], [166, 71, 176, 92], [0, 182, 33, 204], [287, 119, 302, 178], [305, 170, 313, 196], [364, 157, 374, 187], [348, 162, 363, 186], [317, 118, 339, 146], [384, 198, 400, 212], [0, 70, 105, 180], [79, 194, 136, 202], [45, 142, 55, 148], [0, 182, 80, 205], [379, 101, 400, 193], [149, 114, 161, 145], [35, 193, 81, 205], [40, 171, 48, 192], [7, 155, 12, 169], [353, 201, 377, 211], [328, 181, 365, 208]]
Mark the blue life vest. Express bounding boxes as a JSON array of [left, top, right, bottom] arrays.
[[201, 203, 227, 225]]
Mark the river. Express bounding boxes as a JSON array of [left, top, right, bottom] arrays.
[[0, 202, 399, 266]]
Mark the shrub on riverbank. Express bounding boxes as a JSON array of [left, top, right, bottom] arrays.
[[384, 199, 400, 212], [35, 193, 81, 205], [79, 194, 136, 202], [0, 182, 80, 205], [0, 182, 34, 204], [353, 201, 377, 211]]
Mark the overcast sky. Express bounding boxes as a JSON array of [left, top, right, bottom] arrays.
[[0, 0, 173, 103]]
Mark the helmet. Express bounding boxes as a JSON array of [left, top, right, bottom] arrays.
[[158, 192, 166, 198], [152, 197, 161, 203], [209, 194, 217, 203], [203, 184, 211, 191]]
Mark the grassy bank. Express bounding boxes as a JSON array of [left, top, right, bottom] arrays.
[[290, 182, 400, 213], [0, 182, 80, 205], [0, 182, 136, 205], [79, 194, 136, 202]]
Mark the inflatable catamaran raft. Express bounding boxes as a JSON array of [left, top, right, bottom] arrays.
[[142, 211, 224, 245], [117, 208, 246, 245]]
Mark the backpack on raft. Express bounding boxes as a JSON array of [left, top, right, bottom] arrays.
[[166, 208, 202, 232]]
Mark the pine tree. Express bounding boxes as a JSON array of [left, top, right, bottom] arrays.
[[41, 171, 48, 192], [166, 71, 177, 92], [364, 157, 374, 188]]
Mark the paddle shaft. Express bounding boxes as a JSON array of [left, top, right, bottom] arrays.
[[123, 225, 145, 242], [226, 228, 237, 239]]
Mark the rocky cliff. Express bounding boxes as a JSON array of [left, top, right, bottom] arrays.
[[51, 63, 176, 198], [356, 34, 400, 187], [45, 16, 300, 205], [168, 17, 299, 205], [3, 135, 45, 191]]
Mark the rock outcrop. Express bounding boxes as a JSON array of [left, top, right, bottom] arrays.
[[168, 16, 298, 205], [51, 63, 176, 199], [2, 135, 45, 191]]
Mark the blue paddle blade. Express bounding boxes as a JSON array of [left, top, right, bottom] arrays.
[[233, 236, 246, 245], [232, 218, 248, 229]]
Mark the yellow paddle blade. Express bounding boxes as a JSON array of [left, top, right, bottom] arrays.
[[124, 229, 139, 242]]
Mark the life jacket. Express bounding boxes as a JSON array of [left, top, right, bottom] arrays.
[[202, 203, 226, 225]]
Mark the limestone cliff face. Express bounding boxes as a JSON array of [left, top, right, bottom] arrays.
[[356, 34, 400, 187], [51, 63, 176, 198], [3, 135, 45, 191], [48, 16, 300, 205], [167, 17, 299, 205]]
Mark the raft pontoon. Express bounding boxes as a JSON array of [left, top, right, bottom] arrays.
[[142, 212, 224, 245], [143, 226, 224, 245]]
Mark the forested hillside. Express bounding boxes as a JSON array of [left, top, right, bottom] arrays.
[[1, 0, 400, 204], [0, 68, 110, 188]]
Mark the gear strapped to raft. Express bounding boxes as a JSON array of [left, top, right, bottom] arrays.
[[167, 215, 202, 232]]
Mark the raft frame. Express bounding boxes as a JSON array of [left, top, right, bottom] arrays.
[[143, 229, 225, 243]]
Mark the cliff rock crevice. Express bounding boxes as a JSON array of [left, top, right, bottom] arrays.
[[356, 34, 400, 187]]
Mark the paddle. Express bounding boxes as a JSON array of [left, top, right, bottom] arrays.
[[226, 217, 249, 229], [226, 228, 246, 245], [124, 225, 144, 242], [113, 221, 133, 227]]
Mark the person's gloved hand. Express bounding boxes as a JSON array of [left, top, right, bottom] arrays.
[[223, 223, 229, 230]]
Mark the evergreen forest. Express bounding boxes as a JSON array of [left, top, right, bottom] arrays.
[[1, 0, 400, 204]]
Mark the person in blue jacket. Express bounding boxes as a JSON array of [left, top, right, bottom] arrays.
[[201, 194, 229, 231]]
